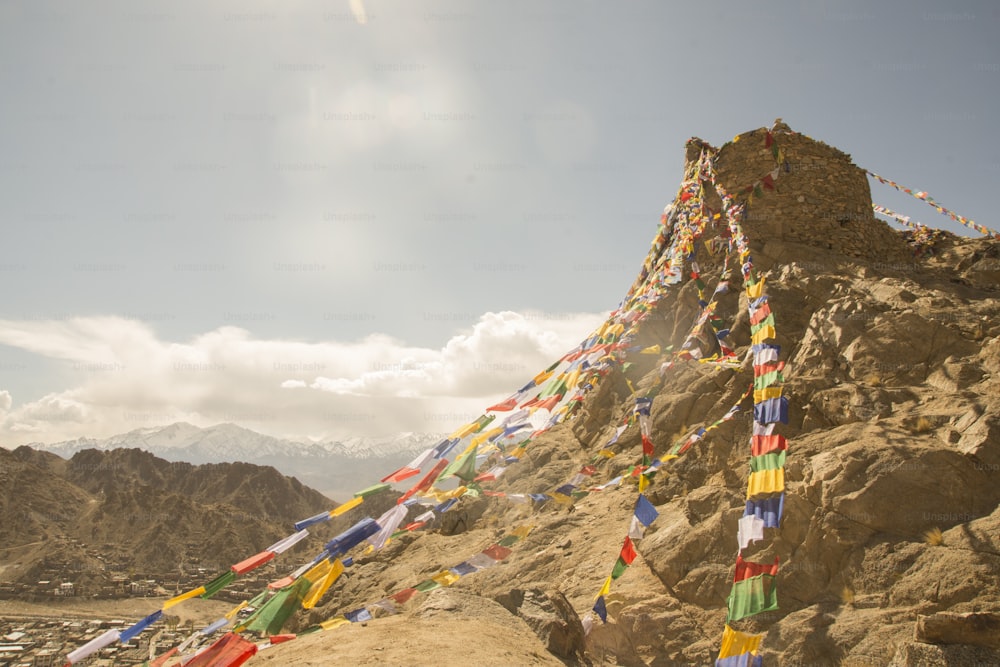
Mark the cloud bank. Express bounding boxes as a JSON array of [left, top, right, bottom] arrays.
[[0, 310, 605, 446]]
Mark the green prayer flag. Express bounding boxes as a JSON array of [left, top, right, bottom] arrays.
[[610, 557, 628, 580], [753, 370, 784, 390], [414, 579, 440, 592], [750, 451, 786, 472], [354, 483, 391, 499], [727, 574, 778, 622], [439, 445, 478, 483], [242, 578, 311, 635], [200, 571, 237, 599]]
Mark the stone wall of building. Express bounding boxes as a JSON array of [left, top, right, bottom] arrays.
[[698, 122, 912, 262]]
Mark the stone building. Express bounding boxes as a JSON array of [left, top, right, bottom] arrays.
[[689, 120, 913, 263]]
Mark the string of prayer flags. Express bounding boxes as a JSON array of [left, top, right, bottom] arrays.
[[866, 170, 1000, 237], [716, 624, 764, 667]]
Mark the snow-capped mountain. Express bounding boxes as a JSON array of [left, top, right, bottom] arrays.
[[31, 423, 445, 500]]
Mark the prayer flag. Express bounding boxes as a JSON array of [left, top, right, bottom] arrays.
[[201, 571, 237, 599], [325, 518, 381, 558], [163, 585, 206, 610], [727, 573, 778, 622], [398, 459, 450, 504], [345, 608, 373, 623], [482, 544, 512, 561], [611, 557, 628, 580], [749, 451, 786, 472], [330, 496, 364, 518], [734, 554, 779, 582], [390, 588, 418, 604], [593, 595, 608, 622], [634, 494, 659, 527], [737, 515, 765, 551], [302, 559, 344, 609], [745, 494, 784, 528], [716, 624, 764, 665], [355, 483, 391, 499], [267, 529, 310, 554], [231, 551, 275, 575], [181, 632, 257, 667], [620, 536, 637, 564], [753, 396, 788, 424], [747, 468, 785, 496], [67, 629, 120, 664], [120, 610, 163, 642], [432, 570, 461, 587], [294, 511, 331, 532], [368, 504, 409, 550]]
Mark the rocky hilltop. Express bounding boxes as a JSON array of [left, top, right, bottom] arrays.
[[256, 123, 999, 667]]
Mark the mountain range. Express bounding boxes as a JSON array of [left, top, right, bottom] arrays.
[[31, 423, 444, 500]]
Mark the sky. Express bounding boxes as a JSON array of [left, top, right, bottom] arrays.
[[0, 0, 997, 446]]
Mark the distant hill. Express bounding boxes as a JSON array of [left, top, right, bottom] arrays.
[[0, 446, 337, 590], [31, 423, 444, 500]]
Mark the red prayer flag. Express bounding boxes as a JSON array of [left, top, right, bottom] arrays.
[[182, 633, 257, 667], [381, 466, 421, 484], [750, 434, 787, 457], [641, 434, 654, 457], [267, 576, 295, 591], [580, 465, 597, 476], [749, 303, 772, 325], [753, 360, 785, 377], [482, 544, 512, 561], [734, 554, 780, 582], [620, 536, 637, 565], [269, 634, 296, 644], [397, 459, 450, 505], [487, 397, 517, 411], [231, 551, 275, 575], [390, 588, 418, 604], [534, 395, 562, 412]]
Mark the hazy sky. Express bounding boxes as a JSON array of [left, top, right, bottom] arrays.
[[1, 0, 997, 445]]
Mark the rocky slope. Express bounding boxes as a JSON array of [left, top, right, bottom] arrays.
[[251, 126, 999, 666], [0, 446, 337, 586]]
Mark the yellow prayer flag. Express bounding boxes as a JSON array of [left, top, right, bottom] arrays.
[[597, 576, 612, 599], [432, 570, 460, 587], [450, 422, 479, 439], [640, 345, 661, 355], [718, 623, 763, 659], [747, 468, 785, 497], [750, 325, 776, 345], [550, 492, 573, 505], [162, 586, 207, 610], [510, 525, 534, 540], [533, 369, 554, 385], [597, 449, 616, 459], [753, 387, 783, 403], [320, 616, 350, 631], [472, 427, 503, 447], [303, 559, 344, 609], [746, 278, 766, 299], [509, 446, 527, 459], [330, 496, 364, 517], [638, 474, 650, 492]]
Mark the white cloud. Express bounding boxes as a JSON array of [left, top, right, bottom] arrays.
[[0, 310, 605, 446]]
